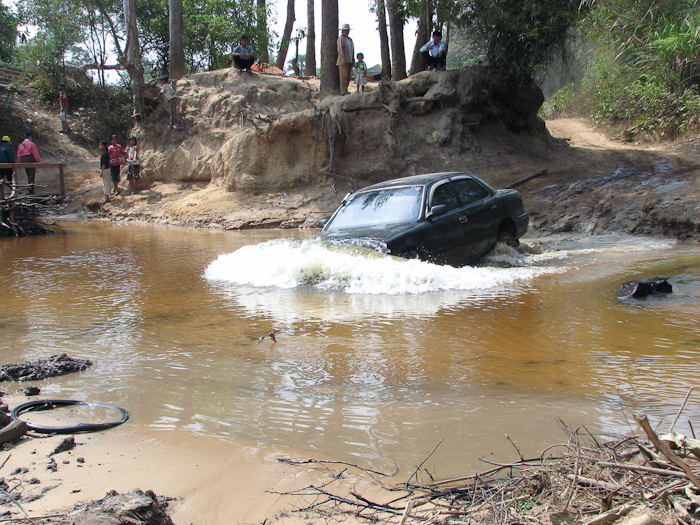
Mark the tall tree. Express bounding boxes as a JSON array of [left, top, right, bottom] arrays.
[[0, 4, 17, 63], [169, 0, 185, 78], [276, 0, 295, 70], [408, 0, 430, 75], [123, 0, 146, 121], [320, 0, 338, 96], [376, 0, 391, 79], [305, 0, 316, 76], [257, 0, 269, 62], [386, 0, 406, 80]]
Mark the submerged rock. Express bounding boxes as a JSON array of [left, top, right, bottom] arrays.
[[619, 277, 673, 298], [0, 354, 92, 382]]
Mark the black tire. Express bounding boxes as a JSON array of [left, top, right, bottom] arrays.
[[11, 400, 130, 434], [497, 229, 520, 248]]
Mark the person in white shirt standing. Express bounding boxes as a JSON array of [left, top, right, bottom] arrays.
[[336, 23, 355, 95], [157, 77, 185, 130], [420, 30, 447, 72]]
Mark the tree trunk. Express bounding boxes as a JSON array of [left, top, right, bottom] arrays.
[[320, 0, 339, 96], [276, 0, 296, 70], [376, 0, 391, 79], [169, 0, 185, 78], [305, 0, 316, 76], [124, 0, 146, 122], [257, 0, 269, 63], [408, 0, 430, 75], [386, 0, 406, 80]]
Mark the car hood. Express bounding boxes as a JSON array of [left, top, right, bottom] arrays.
[[316, 221, 417, 242]]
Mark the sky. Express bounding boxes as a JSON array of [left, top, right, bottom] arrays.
[[270, 0, 419, 70]]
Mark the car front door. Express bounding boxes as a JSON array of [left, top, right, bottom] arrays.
[[450, 176, 501, 263], [420, 180, 463, 264]]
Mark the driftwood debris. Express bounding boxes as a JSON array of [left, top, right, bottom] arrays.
[[508, 168, 549, 188], [0, 420, 28, 446], [0, 196, 58, 237], [276, 416, 700, 524]]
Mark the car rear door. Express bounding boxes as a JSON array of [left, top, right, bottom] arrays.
[[450, 176, 502, 262]]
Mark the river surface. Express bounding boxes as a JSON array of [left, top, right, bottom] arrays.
[[1, 222, 699, 476]]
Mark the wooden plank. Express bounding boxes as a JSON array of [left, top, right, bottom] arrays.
[[0, 163, 66, 169], [59, 164, 65, 197]]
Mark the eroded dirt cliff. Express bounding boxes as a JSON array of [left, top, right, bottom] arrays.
[[53, 66, 700, 240]]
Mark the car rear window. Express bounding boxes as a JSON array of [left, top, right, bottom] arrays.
[[451, 177, 491, 205], [326, 186, 423, 230]]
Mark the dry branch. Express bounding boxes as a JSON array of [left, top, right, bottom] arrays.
[[277, 416, 700, 524]]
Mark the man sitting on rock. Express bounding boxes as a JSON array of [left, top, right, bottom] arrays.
[[233, 36, 256, 75], [420, 30, 447, 72]]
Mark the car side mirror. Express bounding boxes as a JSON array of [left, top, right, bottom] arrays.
[[426, 204, 447, 219], [317, 218, 329, 228]]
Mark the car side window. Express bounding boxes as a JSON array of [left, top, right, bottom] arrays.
[[430, 182, 459, 211], [451, 178, 491, 206]]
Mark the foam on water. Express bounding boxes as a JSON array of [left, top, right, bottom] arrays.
[[204, 238, 561, 295]]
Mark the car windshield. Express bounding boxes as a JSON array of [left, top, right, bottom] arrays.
[[326, 186, 424, 230]]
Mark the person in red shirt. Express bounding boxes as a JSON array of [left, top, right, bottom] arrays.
[[108, 135, 127, 195], [17, 131, 41, 195]]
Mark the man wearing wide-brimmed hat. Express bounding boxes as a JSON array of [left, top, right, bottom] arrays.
[[336, 23, 355, 96]]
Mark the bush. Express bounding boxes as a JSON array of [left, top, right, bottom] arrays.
[[544, 61, 700, 140]]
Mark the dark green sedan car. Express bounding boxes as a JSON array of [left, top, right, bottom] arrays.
[[316, 172, 529, 266]]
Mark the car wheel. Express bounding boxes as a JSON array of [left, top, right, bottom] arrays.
[[497, 229, 520, 248]]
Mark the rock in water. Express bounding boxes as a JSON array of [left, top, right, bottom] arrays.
[[619, 277, 673, 298]]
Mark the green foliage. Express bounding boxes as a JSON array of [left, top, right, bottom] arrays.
[[457, 0, 588, 81], [78, 84, 134, 144], [548, 0, 700, 140], [135, 0, 270, 74], [0, 4, 18, 63]]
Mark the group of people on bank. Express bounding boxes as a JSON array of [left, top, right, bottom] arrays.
[[0, 131, 41, 198], [227, 25, 448, 96], [98, 135, 142, 204], [84, 27, 445, 206]]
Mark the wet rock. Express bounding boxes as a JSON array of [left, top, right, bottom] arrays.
[[68, 489, 175, 525], [0, 354, 93, 382], [49, 436, 75, 456], [23, 385, 40, 396], [619, 277, 673, 298], [0, 420, 27, 445]]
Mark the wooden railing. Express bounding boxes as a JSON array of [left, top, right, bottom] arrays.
[[0, 163, 67, 197]]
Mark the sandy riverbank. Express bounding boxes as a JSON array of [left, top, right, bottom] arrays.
[[2, 388, 362, 524]]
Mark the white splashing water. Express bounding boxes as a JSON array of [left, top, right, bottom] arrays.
[[204, 238, 563, 295]]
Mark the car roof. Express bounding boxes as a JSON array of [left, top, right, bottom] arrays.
[[356, 172, 476, 192]]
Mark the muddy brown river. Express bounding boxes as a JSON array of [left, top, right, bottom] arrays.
[[1, 222, 699, 477]]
